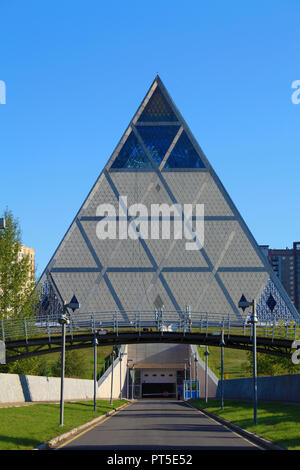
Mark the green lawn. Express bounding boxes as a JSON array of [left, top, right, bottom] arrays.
[[190, 398, 300, 450], [44, 344, 114, 380], [0, 399, 127, 450], [198, 345, 250, 379]]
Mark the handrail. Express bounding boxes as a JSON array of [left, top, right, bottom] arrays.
[[1, 310, 300, 343]]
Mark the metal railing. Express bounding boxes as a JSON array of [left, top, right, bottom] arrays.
[[1, 310, 300, 343]]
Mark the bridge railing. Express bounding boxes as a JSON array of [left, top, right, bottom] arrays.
[[1, 311, 300, 343]]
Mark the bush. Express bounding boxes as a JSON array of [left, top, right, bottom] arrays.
[[51, 350, 89, 378]]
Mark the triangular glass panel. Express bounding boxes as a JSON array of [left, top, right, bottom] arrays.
[[138, 87, 178, 122], [136, 125, 180, 166], [164, 130, 206, 169], [110, 131, 152, 169]]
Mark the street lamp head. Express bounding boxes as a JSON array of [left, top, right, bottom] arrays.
[[238, 294, 258, 323], [58, 313, 70, 325]]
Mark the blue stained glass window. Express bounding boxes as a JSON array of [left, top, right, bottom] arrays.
[[110, 132, 152, 169], [138, 88, 178, 122], [137, 125, 180, 166], [164, 131, 206, 169], [256, 278, 294, 323]]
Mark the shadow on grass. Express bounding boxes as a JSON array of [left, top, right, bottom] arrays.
[[190, 399, 300, 450], [0, 435, 41, 450]]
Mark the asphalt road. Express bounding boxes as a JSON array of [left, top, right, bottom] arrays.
[[56, 400, 261, 451]]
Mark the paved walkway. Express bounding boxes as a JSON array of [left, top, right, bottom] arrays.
[[56, 399, 261, 450]]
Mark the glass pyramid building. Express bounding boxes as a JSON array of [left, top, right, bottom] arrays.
[[37, 76, 300, 325]]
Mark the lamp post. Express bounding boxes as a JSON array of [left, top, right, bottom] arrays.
[[0, 218, 5, 230], [194, 354, 198, 398], [93, 333, 98, 412], [238, 295, 258, 425], [110, 348, 116, 406], [183, 358, 189, 400], [58, 295, 79, 427], [219, 327, 225, 410], [204, 347, 210, 404], [131, 364, 135, 399], [127, 359, 133, 399], [119, 352, 126, 399]]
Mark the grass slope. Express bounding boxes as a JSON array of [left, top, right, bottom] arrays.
[[198, 345, 250, 379], [190, 398, 300, 450], [0, 399, 126, 450]]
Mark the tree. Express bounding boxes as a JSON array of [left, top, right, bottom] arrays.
[[0, 209, 42, 375], [0, 209, 39, 319], [241, 350, 300, 377], [51, 350, 89, 378]]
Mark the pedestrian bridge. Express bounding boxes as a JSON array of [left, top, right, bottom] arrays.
[[2, 310, 299, 362]]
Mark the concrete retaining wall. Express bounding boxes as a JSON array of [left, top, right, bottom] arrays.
[[191, 345, 218, 398], [0, 344, 129, 403], [0, 372, 95, 403], [216, 373, 300, 402], [97, 345, 128, 399]]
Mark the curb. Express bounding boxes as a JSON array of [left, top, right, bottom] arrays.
[[186, 401, 284, 451], [35, 401, 131, 450]]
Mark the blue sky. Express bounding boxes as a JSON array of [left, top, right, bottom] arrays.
[[0, 1, 299, 277]]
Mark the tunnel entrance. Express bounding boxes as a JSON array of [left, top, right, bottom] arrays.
[[140, 368, 178, 399], [142, 382, 176, 398]]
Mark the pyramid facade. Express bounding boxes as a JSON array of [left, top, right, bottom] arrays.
[[37, 76, 300, 324]]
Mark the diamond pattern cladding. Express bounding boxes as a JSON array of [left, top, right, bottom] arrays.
[[218, 271, 269, 320], [106, 272, 174, 312], [53, 223, 98, 268], [163, 173, 234, 216], [83, 277, 120, 312], [163, 271, 233, 315], [80, 173, 118, 217], [51, 272, 99, 312], [109, 172, 172, 211], [80, 220, 153, 268], [204, 221, 264, 268]]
